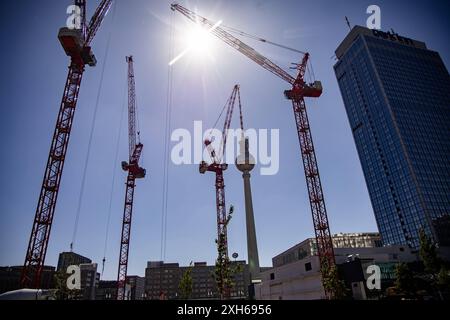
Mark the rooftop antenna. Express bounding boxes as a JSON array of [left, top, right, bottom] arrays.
[[345, 16, 351, 31]]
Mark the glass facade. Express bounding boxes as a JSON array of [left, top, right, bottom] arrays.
[[334, 26, 450, 249]]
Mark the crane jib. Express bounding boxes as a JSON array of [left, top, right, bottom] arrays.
[[171, 3, 296, 85]]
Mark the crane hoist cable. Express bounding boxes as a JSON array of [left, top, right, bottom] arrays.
[[161, 9, 175, 261], [101, 80, 127, 279], [208, 93, 234, 138], [204, 92, 239, 164], [210, 17, 318, 84], [221, 24, 313, 80], [220, 24, 306, 55], [70, 1, 117, 252]]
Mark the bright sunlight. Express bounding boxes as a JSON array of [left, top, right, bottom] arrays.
[[169, 20, 222, 66]]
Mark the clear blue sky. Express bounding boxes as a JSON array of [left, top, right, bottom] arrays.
[[0, 0, 449, 280]]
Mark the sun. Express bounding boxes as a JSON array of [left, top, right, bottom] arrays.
[[186, 24, 214, 55], [169, 20, 222, 66]]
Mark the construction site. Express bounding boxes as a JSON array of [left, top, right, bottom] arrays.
[[1, 0, 450, 304]]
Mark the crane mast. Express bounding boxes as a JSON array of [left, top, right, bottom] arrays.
[[171, 3, 335, 297], [116, 56, 146, 300], [200, 85, 240, 299], [21, 0, 113, 289]]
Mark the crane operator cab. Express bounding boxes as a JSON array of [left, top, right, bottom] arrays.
[[58, 27, 97, 67], [284, 81, 323, 100], [121, 161, 146, 179]]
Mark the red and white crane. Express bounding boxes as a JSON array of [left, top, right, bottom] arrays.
[[171, 3, 336, 297], [116, 56, 146, 300], [21, 0, 113, 289], [200, 85, 241, 300]]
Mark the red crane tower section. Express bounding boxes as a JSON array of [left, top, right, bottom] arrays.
[[117, 56, 146, 300], [200, 85, 240, 300], [171, 3, 336, 297], [21, 0, 113, 289]]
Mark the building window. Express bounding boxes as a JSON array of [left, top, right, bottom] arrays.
[[305, 262, 312, 271], [270, 273, 275, 280]]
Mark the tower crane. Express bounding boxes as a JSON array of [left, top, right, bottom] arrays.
[[117, 56, 146, 300], [200, 85, 240, 300], [21, 0, 113, 289], [171, 3, 336, 297]]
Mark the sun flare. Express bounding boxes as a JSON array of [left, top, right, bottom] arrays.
[[186, 25, 214, 54], [169, 20, 222, 66]]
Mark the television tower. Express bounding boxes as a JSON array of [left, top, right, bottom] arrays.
[[236, 137, 261, 284]]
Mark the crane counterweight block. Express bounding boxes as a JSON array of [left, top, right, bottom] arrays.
[[58, 28, 97, 67], [284, 81, 323, 100], [199, 161, 209, 174], [121, 160, 146, 179], [129, 165, 146, 179]]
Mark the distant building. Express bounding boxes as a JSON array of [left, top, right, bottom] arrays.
[[0, 266, 55, 294], [56, 252, 99, 300], [57, 252, 91, 272], [272, 232, 382, 268], [127, 276, 146, 300], [145, 261, 249, 300], [79, 263, 99, 300], [334, 26, 450, 249], [96, 280, 117, 300], [332, 232, 382, 249], [145, 262, 180, 300], [255, 233, 417, 300]]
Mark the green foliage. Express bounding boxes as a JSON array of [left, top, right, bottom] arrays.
[[390, 231, 449, 300], [419, 229, 440, 275], [394, 263, 416, 297], [214, 205, 239, 299], [179, 262, 193, 299], [322, 264, 349, 300], [418, 228, 449, 299], [437, 266, 450, 291]]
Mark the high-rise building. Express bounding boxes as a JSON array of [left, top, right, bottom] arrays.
[[79, 263, 99, 300], [334, 26, 450, 249], [56, 252, 99, 300], [127, 276, 146, 300], [57, 252, 91, 272], [96, 280, 117, 300]]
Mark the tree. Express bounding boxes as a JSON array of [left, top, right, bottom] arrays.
[[418, 228, 447, 299], [437, 266, 450, 292], [179, 261, 193, 299], [394, 263, 416, 297], [214, 205, 237, 299], [419, 228, 440, 275], [322, 264, 348, 300]]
